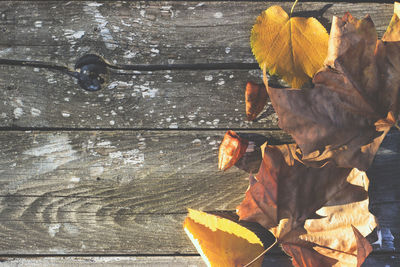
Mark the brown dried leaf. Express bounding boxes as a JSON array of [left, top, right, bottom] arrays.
[[245, 82, 268, 121], [266, 11, 400, 170], [237, 143, 376, 267], [218, 130, 249, 171]]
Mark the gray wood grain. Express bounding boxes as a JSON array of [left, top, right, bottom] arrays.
[[0, 1, 396, 129], [0, 130, 398, 255], [0, 67, 278, 129], [0, 1, 394, 65], [0, 254, 398, 267]]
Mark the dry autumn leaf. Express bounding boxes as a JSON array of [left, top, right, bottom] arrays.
[[245, 82, 268, 121], [183, 208, 265, 267], [251, 5, 329, 88], [218, 130, 249, 171], [237, 143, 377, 267], [266, 9, 400, 170]]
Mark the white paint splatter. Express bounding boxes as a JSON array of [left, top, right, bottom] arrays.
[[48, 223, 61, 237], [169, 123, 178, 129], [205, 75, 213, 81], [214, 12, 223, 19], [192, 139, 201, 144], [109, 120, 115, 125], [64, 30, 85, 40], [13, 107, 23, 119], [124, 50, 137, 59], [11, 98, 24, 119], [70, 177, 81, 183], [62, 112, 71, 118], [225, 47, 231, 54], [96, 141, 112, 147], [0, 48, 13, 56], [34, 21, 42, 28], [134, 82, 158, 98], [84, 3, 117, 50], [151, 48, 159, 54], [30, 107, 41, 117], [109, 149, 144, 165]]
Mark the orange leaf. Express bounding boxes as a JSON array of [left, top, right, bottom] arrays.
[[183, 209, 265, 267], [218, 130, 249, 171], [245, 82, 268, 121], [237, 143, 377, 267]]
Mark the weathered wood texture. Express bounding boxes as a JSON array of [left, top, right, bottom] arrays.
[[0, 130, 398, 257], [1, 253, 399, 267], [1, 0, 399, 266], [0, 67, 279, 129], [0, 130, 289, 254], [0, 1, 394, 64], [0, 1, 395, 129]]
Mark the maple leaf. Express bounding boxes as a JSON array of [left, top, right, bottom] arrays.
[[265, 8, 400, 170], [245, 82, 268, 121], [237, 143, 377, 267], [251, 5, 329, 88], [218, 130, 249, 171], [183, 208, 265, 267]]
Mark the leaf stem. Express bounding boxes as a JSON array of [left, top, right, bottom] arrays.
[[262, 63, 269, 90], [243, 239, 278, 267], [290, 0, 300, 17]]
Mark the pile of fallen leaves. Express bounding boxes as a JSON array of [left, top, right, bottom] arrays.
[[184, 2, 400, 266]]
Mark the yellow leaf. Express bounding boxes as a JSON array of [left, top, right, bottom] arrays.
[[183, 209, 264, 267], [383, 2, 400, 41], [251, 5, 329, 88]]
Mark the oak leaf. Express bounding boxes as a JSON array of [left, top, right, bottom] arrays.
[[266, 10, 400, 170], [218, 130, 249, 171], [237, 143, 376, 267], [183, 208, 265, 267], [251, 5, 329, 88]]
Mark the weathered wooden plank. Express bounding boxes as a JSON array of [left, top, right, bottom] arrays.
[[368, 129, 400, 251], [0, 130, 398, 254], [0, 256, 206, 267], [0, 68, 279, 129], [0, 254, 398, 267], [0, 1, 394, 65], [0, 1, 396, 129], [0, 130, 290, 206]]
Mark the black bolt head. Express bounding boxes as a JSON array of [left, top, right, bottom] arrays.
[[75, 54, 109, 91]]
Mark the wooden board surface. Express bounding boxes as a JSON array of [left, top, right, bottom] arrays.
[[0, 1, 395, 129], [0, 67, 279, 129], [0, 130, 398, 256], [0, 1, 394, 65], [1, 254, 399, 267], [1, 0, 400, 266]]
